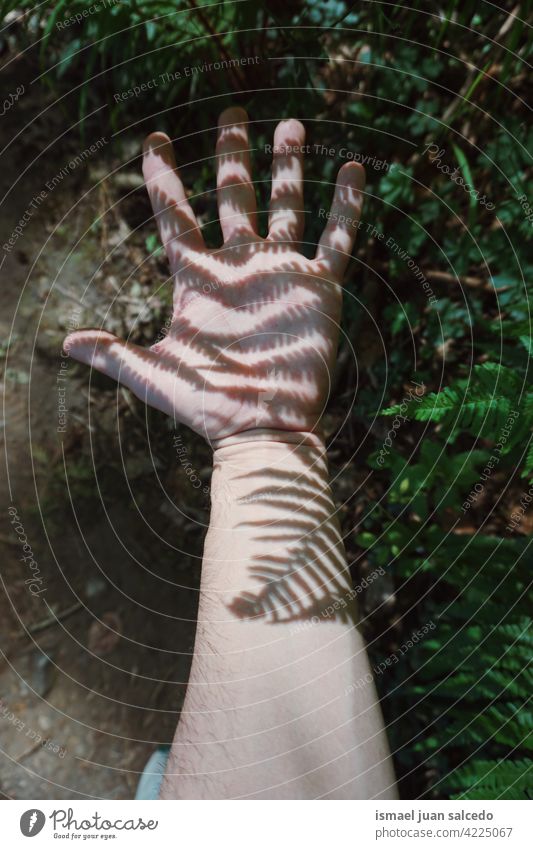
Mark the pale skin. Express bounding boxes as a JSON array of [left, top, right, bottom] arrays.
[[65, 107, 398, 799]]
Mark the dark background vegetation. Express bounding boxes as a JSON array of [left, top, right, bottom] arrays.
[[1, 0, 531, 799]]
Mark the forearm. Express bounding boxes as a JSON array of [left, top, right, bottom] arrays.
[[160, 430, 398, 799]]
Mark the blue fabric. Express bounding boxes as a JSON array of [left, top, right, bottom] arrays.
[[135, 746, 171, 800]]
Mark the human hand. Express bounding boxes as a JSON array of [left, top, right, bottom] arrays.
[[64, 107, 365, 443]]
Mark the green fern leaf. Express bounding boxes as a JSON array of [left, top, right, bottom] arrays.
[[449, 758, 533, 800]]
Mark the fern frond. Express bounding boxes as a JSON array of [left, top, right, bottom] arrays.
[[523, 438, 533, 479]]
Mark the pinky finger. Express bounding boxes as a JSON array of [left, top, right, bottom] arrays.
[[315, 162, 365, 279]]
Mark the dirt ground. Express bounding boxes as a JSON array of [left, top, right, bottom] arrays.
[[0, 52, 207, 799]]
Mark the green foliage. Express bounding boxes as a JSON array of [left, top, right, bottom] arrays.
[[373, 299, 532, 798], [365, 516, 533, 798], [373, 347, 532, 797]]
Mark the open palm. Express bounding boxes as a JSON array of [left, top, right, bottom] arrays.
[[64, 107, 365, 443]]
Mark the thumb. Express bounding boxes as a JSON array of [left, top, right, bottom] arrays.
[[63, 329, 159, 406]]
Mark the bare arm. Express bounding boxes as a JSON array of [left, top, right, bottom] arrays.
[[65, 107, 398, 799]]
